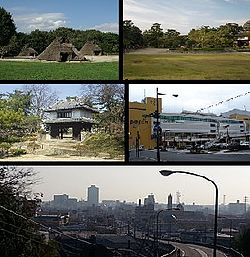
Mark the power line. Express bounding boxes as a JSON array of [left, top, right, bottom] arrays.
[[196, 91, 250, 113], [0, 228, 51, 247], [0, 204, 92, 246]]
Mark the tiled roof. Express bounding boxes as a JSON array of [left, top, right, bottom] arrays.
[[45, 97, 99, 113]]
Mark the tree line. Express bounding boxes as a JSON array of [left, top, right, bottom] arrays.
[[0, 7, 119, 57], [123, 20, 250, 51]]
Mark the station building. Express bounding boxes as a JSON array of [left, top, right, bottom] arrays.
[[159, 111, 246, 147], [129, 97, 162, 149], [129, 97, 248, 150]]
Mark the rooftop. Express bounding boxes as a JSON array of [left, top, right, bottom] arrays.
[[45, 97, 99, 113]]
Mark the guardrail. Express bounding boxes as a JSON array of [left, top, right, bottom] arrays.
[[161, 247, 177, 257], [166, 239, 244, 257]]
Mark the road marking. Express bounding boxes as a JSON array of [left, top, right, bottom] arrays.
[[190, 247, 208, 257]]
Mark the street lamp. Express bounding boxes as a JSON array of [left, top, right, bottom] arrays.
[[159, 170, 218, 257], [155, 208, 178, 257], [156, 88, 178, 162]]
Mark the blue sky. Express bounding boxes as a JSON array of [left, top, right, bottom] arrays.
[[0, 84, 83, 99], [0, 0, 118, 33], [124, 0, 250, 34]]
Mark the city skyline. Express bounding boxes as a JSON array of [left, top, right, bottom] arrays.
[[129, 84, 250, 115], [0, 0, 118, 33], [33, 166, 250, 205], [124, 0, 250, 34]]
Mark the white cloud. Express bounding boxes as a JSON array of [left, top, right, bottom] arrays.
[[129, 84, 250, 115], [14, 12, 67, 32], [91, 22, 119, 33], [124, 0, 250, 34]]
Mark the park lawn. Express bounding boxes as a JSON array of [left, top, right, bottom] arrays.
[[0, 61, 118, 80], [124, 53, 250, 80]]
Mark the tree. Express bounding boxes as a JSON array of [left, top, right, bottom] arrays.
[[234, 225, 250, 256], [100, 32, 119, 54], [0, 7, 16, 47], [162, 29, 182, 49], [22, 85, 59, 119], [28, 29, 54, 54], [143, 23, 164, 48], [123, 20, 143, 51], [0, 166, 58, 257], [216, 23, 242, 47], [0, 91, 40, 157], [79, 84, 124, 133]]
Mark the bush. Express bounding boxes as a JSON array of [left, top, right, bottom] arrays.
[[10, 148, 26, 156], [0, 142, 11, 158], [75, 132, 124, 159]]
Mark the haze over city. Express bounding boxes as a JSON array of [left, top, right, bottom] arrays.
[[33, 166, 250, 206], [129, 84, 250, 115]]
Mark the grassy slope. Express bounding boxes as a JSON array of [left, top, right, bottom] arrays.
[[124, 53, 250, 80], [0, 61, 118, 80]]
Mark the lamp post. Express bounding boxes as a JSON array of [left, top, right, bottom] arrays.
[[156, 88, 178, 162], [155, 208, 178, 257], [159, 170, 218, 257]]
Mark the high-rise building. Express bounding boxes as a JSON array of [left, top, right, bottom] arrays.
[[87, 185, 99, 206], [167, 194, 172, 210], [144, 194, 155, 208]]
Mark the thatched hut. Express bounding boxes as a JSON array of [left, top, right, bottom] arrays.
[[38, 37, 85, 62], [18, 46, 37, 57], [79, 41, 102, 56]]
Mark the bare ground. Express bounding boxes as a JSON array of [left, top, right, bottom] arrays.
[[0, 138, 124, 162], [1, 154, 123, 161], [0, 55, 119, 63]]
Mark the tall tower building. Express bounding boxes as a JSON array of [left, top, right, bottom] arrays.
[[167, 194, 172, 210], [87, 185, 99, 206], [144, 194, 155, 208]]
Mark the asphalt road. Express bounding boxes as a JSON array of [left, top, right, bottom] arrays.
[[164, 241, 227, 257], [129, 149, 250, 162]]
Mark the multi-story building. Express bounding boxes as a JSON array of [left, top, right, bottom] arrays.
[[52, 194, 77, 210], [87, 185, 99, 207], [135, 199, 154, 230], [159, 111, 246, 146], [129, 97, 162, 149], [45, 96, 98, 140], [167, 194, 173, 210], [228, 200, 246, 215], [129, 97, 247, 150]]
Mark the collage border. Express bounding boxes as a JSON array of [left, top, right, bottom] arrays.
[[0, 0, 250, 166]]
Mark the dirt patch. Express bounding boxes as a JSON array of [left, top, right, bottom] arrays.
[[0, 154, 123, 161], [127, 48, 169, 54], [84, 55, 119, 62], [0, 55, 119, 63], [1, 137, 124, 161]]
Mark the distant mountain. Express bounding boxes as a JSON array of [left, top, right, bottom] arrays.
[[221, 109, 250, 117]]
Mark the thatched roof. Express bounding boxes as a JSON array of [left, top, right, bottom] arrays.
[[37, 37, 85, 62], [18, 46, 37, 57], [79, 41, 102, 56]]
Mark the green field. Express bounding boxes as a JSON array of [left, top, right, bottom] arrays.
[[0, 61, 118, 80], [124, 53, 250, 80]]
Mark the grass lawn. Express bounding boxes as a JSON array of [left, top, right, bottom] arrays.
[[124, 53, 250, 80], [0, 61, 118, 80]]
